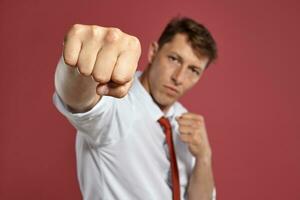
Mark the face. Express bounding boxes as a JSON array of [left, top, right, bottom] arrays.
[[141, 33, 209, 112]]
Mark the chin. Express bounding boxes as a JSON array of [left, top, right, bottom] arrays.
[[151, 90, 177, 109], [157, 96, 176, 109]]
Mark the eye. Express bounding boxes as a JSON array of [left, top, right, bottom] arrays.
[[189, 67, 201, 75], [168, 55, 180, 63]]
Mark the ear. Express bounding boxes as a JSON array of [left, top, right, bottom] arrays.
[[148, 42, 159, 63]]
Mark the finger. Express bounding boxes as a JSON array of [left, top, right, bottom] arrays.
[[106, 80, 132, 97], [179, 130, 202, 146], [178, 125, 195, 135], [77, 40, 101, 76], [92, 43, 119, 84], [111, 50, 139, 85], [179, 134, 193, 143], [63, 36, 82, 67], [176, 117, 195, 126], [96, 79, 133, 97], [111, 44, 140, 85], [180, 113, 204, 122], [177, 118, 203, 130], [96, 83, 110, 96]]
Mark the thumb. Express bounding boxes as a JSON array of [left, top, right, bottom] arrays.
[[96, 80, 133, 98]]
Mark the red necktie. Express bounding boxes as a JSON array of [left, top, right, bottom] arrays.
[[158, 117, 181, 200]]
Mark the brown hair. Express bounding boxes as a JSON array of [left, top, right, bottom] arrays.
[[158, 17, 218, 68]]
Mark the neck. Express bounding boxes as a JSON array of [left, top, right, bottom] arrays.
[[139, 69, 150, 94], [139, 70, 170, 114]]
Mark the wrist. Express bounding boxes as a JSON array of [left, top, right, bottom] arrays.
[[195, 154, 212, 166]]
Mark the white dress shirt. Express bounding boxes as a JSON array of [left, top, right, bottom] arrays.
[[53, 71, 216, 200]]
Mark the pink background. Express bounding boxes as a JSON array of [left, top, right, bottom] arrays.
[[1, 0, 299, 199]]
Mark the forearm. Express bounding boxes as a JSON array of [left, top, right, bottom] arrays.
[[187, 157, 215, 200], [54, 56, 100, 113]]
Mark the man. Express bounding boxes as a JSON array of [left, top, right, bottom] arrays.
[[53, 17, 217, 200]]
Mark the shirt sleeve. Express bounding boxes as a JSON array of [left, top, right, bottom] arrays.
[[53, 92, 124, 147]]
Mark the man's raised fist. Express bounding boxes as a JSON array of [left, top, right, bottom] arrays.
[[63, 24, 141, 97]]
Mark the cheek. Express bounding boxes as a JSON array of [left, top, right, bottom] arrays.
[[149, 66, 164, 91], [153, 66, 171, 82]]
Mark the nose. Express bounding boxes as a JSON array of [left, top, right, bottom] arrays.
[[171, 66, 185, 86]]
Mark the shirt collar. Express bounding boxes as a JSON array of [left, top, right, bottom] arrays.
[[132, 71, 164, 121]]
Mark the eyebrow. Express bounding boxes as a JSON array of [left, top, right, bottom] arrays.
[[169, 51, 203, 70]]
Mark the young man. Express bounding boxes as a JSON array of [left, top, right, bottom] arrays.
[[53, 17, 217, 200]]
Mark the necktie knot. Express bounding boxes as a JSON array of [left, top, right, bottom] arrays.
[[158, 117, 171, 132]]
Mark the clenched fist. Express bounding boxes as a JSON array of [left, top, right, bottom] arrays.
[[176, 113, 212, 161], [63, 24, 141, 97]]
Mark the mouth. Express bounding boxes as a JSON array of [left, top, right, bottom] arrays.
[[163, 85, 179, 96]]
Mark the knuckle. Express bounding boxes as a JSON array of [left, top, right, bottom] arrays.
[[127, 36, 141, 53], [90, 25, 103, 38], [115, 86, 128, 98], [92, 73, 110, 84], [195, 121, 202, 127], [63, 55, 75, 66], [129, 36, 141, 49], [197, 115, 204, 122], [77, 66, 92, 76], [68, 24, 84, 37], [111, 74, 131, 84], [72, 24, 83, 31], [65, 24, 82, 43], [105, 28, 122, 42], [110, 27, 122, 35]]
